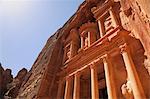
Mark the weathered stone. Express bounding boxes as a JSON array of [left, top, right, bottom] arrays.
[[15, 68, 27, 81], [0, 64, 13, 99], [4, 68, 28, 98], [2, 0, 150, 98], [0, 63, 4, 98], [17, 0, 150, 98]]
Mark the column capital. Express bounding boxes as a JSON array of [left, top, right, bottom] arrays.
[[119, 43, 128, 54], [108, 6, 113, 12], [101, 54, 110, 63], [90, 62, 96, 69], [66, 76, 73, 81], [74, 71, 81, 77], [101, 54, 108, 58]]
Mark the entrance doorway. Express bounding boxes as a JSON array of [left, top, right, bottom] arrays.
[[99, 87, 108, 99]]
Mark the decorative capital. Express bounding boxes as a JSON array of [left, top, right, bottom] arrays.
[[90, 62, 96, 69], [74, 71, 81, 77], [66, 75, 73, 81], [119, 43, 128, 54], [101, 54, 109, 63]]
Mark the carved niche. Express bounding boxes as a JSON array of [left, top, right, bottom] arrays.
[[79, 22, 98, 49], [92, 1, 119, 37], [63, 28, 80, 63]]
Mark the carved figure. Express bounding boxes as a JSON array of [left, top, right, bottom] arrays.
[[84, 37, 89, 48], [67, 51, 71, 59], [121, 80, 134, 99]]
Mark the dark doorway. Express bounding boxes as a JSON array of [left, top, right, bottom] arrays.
[[99, 87, 108, 99]]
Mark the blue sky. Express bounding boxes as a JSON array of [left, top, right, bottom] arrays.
[[0, 0, 84, 76]]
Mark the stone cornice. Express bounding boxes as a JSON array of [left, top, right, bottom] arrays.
[[60, 29, 130, 77], [79, 22, 98, 36], [92, 0, 114, 20]]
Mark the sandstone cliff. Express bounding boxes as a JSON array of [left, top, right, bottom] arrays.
[[0, 63, 28, 99], [1, 0, 150, 98]]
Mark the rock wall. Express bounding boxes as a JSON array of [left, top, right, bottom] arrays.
[[1, 0, 150, 98], [0, 64, 13, 99], [17, 0, 150, 98], [118, 0, 150, 74], [0, 63, 28, 99], [16, 1, 100, 98], [16, 31, 62, 98]]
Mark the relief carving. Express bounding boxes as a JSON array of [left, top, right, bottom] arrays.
[[121, 80, 134, 99]]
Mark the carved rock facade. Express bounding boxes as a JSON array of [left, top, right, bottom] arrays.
[[15, 0, 150, 99]]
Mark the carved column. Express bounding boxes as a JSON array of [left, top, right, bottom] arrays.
[[64, 77, 72, 99], [70, 28, 79, 57], [109, 7, 118, 27], [57, 80, 65, 99], [120, 44, 146, 99], [90, 63, 99, 99], [81, 36, 84, 49], [88, 32, 91, 46], [70, 42, 74, 58], [63, 47, 67, 63], [70, 41, 77, 58], [102, 54, 117, 99], [73, 72, 80, 99], [98, 19, 105, 38]]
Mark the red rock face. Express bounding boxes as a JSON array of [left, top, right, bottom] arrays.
[[0, 64, 28, 99], [0, 64, 13, 99], [18, 0, 150, 98], [0, 64, 4, 98], [15, 68, 27, 81], [5, 68, 28, 98], [3, 69, 13, 84], [2, 0, 150, 99]]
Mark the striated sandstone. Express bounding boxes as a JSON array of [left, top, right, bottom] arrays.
[[17, 0, 150, 99], [1, 0, 150, 99]]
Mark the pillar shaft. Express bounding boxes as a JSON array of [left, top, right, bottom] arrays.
[[64, 77, 72, 99], [120, 44, 146, 99], [63, 48, 67, 63], [70, 42, 74, 58], [98, 19, 105, 38], [88, 32, 91, 46], [102, 55, 117, 99], [81, 36, 84, 49], [57, 81, 65, 99], [90, 63, 99, 99], [73, 72, 80, 99], [109, 7, 118, 27]]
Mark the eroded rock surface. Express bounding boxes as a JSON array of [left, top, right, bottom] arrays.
[[4, 68, 28, 98], [1, 0, 150, 98], [0, 64, 28, 99], [0, 64, 13, 99]]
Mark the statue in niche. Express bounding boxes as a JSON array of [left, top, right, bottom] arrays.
[[64, 46, 71, 62], [84, 37, 89, 48], [121, 79, 134, 99], [104, 14, 114, 33], [66, 50, 71, 59]]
